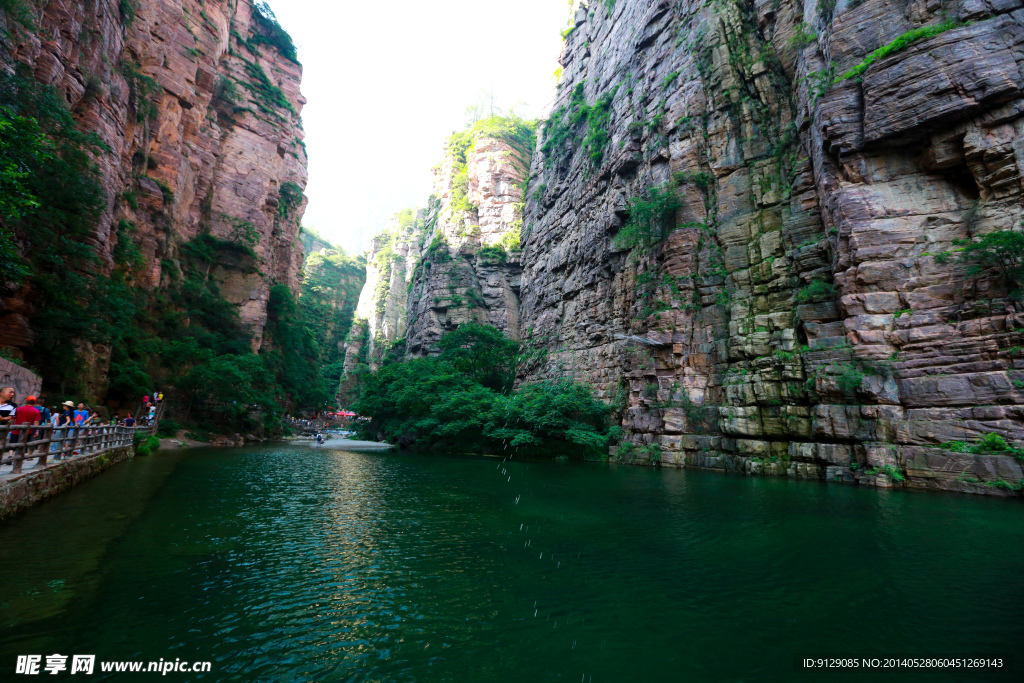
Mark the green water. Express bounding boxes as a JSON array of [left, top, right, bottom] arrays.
[[0, 445, 1021, 682]]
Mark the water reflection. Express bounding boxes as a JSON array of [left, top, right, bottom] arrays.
[[0, 447, 1021, 681]]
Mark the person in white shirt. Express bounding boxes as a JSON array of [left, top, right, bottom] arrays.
[[0, 386, 15, 422]]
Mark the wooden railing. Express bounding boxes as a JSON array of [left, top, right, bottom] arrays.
[[0, 423, 144, 475]]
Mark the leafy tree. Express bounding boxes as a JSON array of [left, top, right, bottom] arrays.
[[352, 325, 613, 457], [437, 322, 520, 393], [486, 379, 611, 452], [0, 68, 107, 388], [0, 106, 49, 223], [951, 230, 1024, 299]]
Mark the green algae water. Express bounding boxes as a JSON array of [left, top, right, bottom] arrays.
[[0, 445, 1021, 682]]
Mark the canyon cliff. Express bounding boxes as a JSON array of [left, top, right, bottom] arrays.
[[341, 120, 532, 378], [353, 0, 1024, 495], [0, 0, 308, 399]]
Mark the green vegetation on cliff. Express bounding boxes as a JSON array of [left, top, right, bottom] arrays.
[[443, 114, 537, 226], [0, 64, 363, 431], [936, 229, 1024, 298], [834, 20, 958, 83], [352, 324, 612, 456], [0, 68, 113, 387], [541, 82, 619, 169], [613, 183, 682, 254], [105, 235, 365, 433], [299, 247, 366, 393], [251, 1, 299, 63]]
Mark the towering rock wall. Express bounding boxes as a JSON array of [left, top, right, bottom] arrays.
[[513, 0, 1024, 494], [347, 210, 423, 369], [404, 134, 528, 356], [0, 0, 307, 394], [342, 127, 531, 376], [298, 242, 365, 398]]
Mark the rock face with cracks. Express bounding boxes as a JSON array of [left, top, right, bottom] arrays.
[[360, 0, 1024, 496], [342, 133, 529, 376], [0, 0, 308, 397], [514, 0, 1024, 495]]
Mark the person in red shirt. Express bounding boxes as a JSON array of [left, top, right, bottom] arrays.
[[11, 395, 42, 445]]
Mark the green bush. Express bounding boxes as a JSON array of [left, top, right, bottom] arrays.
[[673, 170, 713, 190], [945, 230, 1024, 299], [943, 433, 1024, 461], [865, 464, 905, 482], [425, 234, 451, 263], [278, 181, 303, 218], [976, 432, 1010, 452], [541, 83, 619, 169], [134, 434, 161, 456], [833, 363, 864, 393], [613, 184, 682, 253], [496, 229, 521, 251], [795, 279, 837, 303], [478, 245, 507, 263], [251, 1, 299, 63], [352, 325, 612, 457], [156, 418, 181, 438]]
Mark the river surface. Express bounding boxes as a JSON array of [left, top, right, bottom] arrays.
[[0, 444, 1021, 682]]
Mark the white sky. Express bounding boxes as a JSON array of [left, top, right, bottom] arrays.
[[269, 0, 569, 256]]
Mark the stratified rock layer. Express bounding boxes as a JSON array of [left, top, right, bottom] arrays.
[[343, 133, 528, 374], [0, 0, 308, 393], [510, 0, 1024, 495]]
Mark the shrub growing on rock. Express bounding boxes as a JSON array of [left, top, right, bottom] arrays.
[[795, 279, 837, 303], [613, 184, 682, 254], [945, 230, 1024, 299]]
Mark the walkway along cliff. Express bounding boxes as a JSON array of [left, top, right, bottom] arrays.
[[347, 0, 1024, 496]]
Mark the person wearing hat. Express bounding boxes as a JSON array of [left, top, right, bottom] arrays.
[[56, 401, 74, 458]]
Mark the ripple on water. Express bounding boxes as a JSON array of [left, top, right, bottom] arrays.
[[0, 447, 1022, 681]]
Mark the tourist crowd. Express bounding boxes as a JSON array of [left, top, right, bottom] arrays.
[[1, 388, 165, 457]]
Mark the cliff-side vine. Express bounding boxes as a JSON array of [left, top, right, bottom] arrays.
[[541, 82, 620, 170]]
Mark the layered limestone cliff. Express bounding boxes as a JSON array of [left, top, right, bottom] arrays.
[[298, 241, 365, 392], [361, 0, 1024, 495], [341, 126, 531, 375], [514, 0, 1024, 494], [404, 133, 527, 356], [343, 209, 423, 372], [0, 0, 307, 394]]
